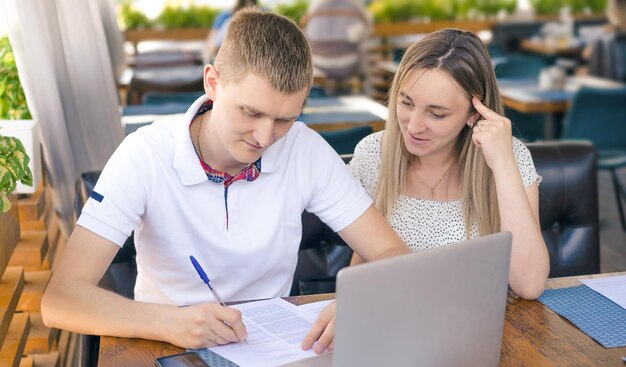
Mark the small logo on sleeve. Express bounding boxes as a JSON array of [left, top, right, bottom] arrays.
[[90, 191, 104, 203]]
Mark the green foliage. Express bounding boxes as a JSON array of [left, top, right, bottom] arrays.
[[118, 1, 153, 30], [474, 0, 516, 15], [586, 0, 608, 13], [274, 0, 308, 24], [156, 5, 218, 29], [0, 134, 32, 213], [368, 0, 517, 22], [567, 0, 607, 13], [0, 36, 31, 120], [531, 0, 605, 15], [530, 0, 566, 14], [369, 0, 422, 23], [531, 0, 607, 14]]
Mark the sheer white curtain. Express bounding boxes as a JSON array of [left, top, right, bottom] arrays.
[[1, 0, 124, 236], [95, 0, 127, 82]]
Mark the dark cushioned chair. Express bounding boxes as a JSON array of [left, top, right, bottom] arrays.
[[527, 141, 600, 277]]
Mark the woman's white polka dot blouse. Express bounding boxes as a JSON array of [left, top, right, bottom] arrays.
[[349, 131, 541, 252]]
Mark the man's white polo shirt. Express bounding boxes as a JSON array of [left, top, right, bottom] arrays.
[[77, 95, 372, 305]]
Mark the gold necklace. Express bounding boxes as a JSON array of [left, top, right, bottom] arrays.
[[195, 113, 206, 163], [413, 161, 454, 199]]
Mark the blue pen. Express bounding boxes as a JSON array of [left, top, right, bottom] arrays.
[[190, 255, 226, 306]]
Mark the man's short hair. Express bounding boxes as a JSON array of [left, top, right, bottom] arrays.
[[215, 8, 313, 94]]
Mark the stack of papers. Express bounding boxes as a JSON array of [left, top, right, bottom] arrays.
[[194, 298, 333, 367]]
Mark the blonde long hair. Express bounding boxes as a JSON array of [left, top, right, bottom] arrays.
[[376, 29, 503, 238]]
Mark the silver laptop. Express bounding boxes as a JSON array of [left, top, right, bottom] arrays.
[[285, 231, 512, 367]]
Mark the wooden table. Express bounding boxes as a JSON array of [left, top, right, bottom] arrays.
[[520, 38, 583, 58], [99, 273, 626, 366], [499, 75, 625, 139]]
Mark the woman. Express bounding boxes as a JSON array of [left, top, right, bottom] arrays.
[[350, 29, 549, 300]]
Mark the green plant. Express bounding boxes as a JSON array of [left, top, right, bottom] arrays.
[[0, 133, 32, 213], [567, 0, 607, 13], [0, 36, 31, 120], [156, 5, 218, 29], [274, 0, 308, 24], [118, 1, 153, 30], [369, 0, 423, 23], [531, 0, 566, 15], [475, 0, 516, 16]]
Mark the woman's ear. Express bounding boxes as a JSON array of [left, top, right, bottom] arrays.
[[203, 64, 219, 100], [466, 112, 480, 128]]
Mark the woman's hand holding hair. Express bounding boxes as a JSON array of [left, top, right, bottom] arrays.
[[470, 98, 516, 175]]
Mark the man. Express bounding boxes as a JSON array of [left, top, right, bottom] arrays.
[[41, 8, 408, 355]]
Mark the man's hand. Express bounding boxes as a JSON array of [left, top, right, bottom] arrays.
[[301, 301, 336, 354], [169, 303, 248, 349]]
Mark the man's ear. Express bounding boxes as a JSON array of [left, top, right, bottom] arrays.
[[204, 64, 219, 100]]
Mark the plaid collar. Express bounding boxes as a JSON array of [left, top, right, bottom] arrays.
[[201, 158, 261, 188], [193, 100, 262, 188]]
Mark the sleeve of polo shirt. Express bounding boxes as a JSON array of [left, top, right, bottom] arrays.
[[76, 133, 148, 247], [303, 129, 372, 233]]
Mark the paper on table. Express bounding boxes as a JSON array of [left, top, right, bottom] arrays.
[[207, 298, 327, 367], [581, 274, 626, 310], [297, 299, 334, 321]]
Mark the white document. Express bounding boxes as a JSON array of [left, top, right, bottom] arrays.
[[581, 274, 626, 310], [297, 299, 334, 321], [207, 298, 329, 367]]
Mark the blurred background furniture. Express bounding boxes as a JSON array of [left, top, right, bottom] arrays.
[[495, 53, 548, 141], [588, 31, 626, 82], [561, 86, 626, 231], [319, 125, 373, 155], [499, 75, 625, 139]]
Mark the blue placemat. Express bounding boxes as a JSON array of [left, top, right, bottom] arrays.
[[190, 348, 240, 367], [538, 285, 626, 348]]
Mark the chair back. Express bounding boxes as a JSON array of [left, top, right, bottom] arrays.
[[527, 141, 600, 276], [319, 125, 373, 155], [562, 86, 626, 151], [494, 53, 546, 80]]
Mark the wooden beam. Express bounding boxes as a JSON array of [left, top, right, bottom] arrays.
[[17, 271, 51, 313], [31, 352, 60, 367], [17, 182, 46, 222], [0, 195, 21, 278], [24, 313, 55, 354], [0, 313, 30, 367], [18, 356, 33, 367], [0, 267, 25, 349], [9, 232, 48, 270]]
